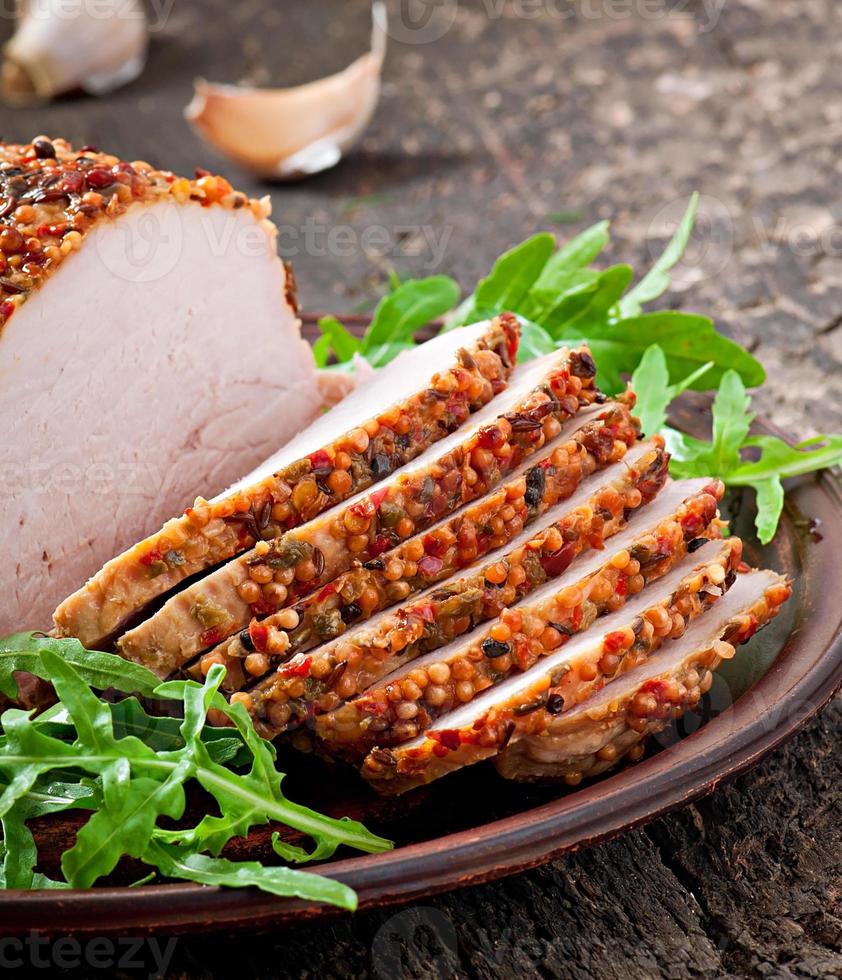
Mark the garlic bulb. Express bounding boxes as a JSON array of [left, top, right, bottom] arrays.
[[185, 2, 387, 181], [1, 0, 148, 105]]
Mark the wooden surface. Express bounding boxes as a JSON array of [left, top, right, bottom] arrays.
[[1, 1, 840, 976]]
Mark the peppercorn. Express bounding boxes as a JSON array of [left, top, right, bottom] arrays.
[[482, 637, 511, 658]]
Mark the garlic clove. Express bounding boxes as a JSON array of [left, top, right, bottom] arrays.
[[185, 1, 387, 181], [1, 0, 148, 106]]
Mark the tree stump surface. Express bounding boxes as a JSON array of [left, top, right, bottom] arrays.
[[1, 1, 839, 975]]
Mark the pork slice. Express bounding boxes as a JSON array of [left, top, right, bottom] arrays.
[[116, 346, 601, 676], [53, 315, 519, 646], [243, 435, 664, 738], [324, 477, 728, 759], [1, 137, 319, 635], [204, 401, 648, 699], [494, 569, 791, 783], [360, 532, 752, 793]]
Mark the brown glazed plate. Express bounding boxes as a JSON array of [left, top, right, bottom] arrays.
[[3, 318, 842, 936]]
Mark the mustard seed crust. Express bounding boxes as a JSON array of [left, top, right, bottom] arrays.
[[240, 433, 664, 738], [201, 401, 648, 696], [493, 573, 793, 783], [328, 484, 731, 759], [0, 136, 271, 333], [115, 343, 600, 676], [361, 534, 743, 793]]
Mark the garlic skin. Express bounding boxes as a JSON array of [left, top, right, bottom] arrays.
[[1, 0, 148, 105], [185, 2, 387, 181]]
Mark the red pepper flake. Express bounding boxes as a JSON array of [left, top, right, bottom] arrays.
[[249, 623, 269, 652], [369, 535, 391, 558], [0, 300, 15, 321], [539, 542, 576, 579], [138, 548, 163, 568], [417, 555, 444, 578], [308, 449, 332, 470], [615, 574, 628, 597], [368, 487, 389, 511], [513, 636, 530, 670], [431, 729, 461, 751], [640, 678, 668, 699], [200, 627, 223, 648], [317, 583, 337, 602], [477, 425, 504, 450], [603, 631, 628, 654], [423, 533, 447, 557], [281, 656, 312, 678], [570, 605, 583, 630], [680, 512, 703, 537], [413, 602, 435, 624]]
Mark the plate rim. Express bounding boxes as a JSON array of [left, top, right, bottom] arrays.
[[3, 324, 841, 935]]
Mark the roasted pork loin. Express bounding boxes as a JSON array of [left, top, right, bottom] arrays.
[[44, 299, 791, 796], [201, 406, 653, 699], [2, 137, 321, 634], [242, 436, 666, 737], [360, 538, 749, 792]]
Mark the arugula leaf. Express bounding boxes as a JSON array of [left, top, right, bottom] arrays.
[[144, 841, 358, 911], [0, 642, 391, 905], [549, 220, 610, 271], [665, 371, 842, 542], [363, 276, 459, 365], [152, 672, 391, 860], [709, 370, 755, 473], [317, 316, 361, 364], [729, 434, 842, 483], [447, 234, 555, 329], [0, 633, 161, 700], [316, 276, 459, 368], [578, 311, 765, 394], [516, 319, 557, 362], [620, 193, 699, 316], [747, 476, 785, 546], [630, 345, 714, 437]]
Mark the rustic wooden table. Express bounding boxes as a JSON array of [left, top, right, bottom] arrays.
[[2, 1, 839, 975]]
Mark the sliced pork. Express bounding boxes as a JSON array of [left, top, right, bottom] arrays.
[[1, 137, 320, 635], [325, 481, 731, 759], [53, 315, 519, 646], [495, 569, 791, 783], [205, 400, 646, 694], [243, 436, 666, 737], [360, 536, 745, 793], [115, 346, 601, 676]]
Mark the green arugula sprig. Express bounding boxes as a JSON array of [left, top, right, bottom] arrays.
[[314, 194, 842, 543], [316, 196, 764, 397], [632, 348, 842, 543], [0, 634, 391, 905], [313, 275, 460, 369]]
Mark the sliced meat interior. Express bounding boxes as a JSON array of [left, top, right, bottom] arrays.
[[115, 346, 601, 676], [243, 436, 667, 737], [53, 316, 519, 646], [1, 137, 320, 634], [360, 535, 744, 793], [494, 568, 791, 783]]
